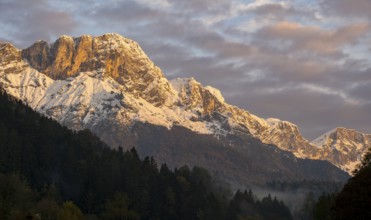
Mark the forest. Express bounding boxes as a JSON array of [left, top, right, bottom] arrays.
[[0, 89, 370, 219]]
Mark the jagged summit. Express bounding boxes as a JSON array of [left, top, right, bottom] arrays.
[[22, 33, 156, 79], [312, 127, 368, 147], [0, 42, 26, 75], [311, 128, 339, 147], [0, 42, 20, 58], [0, 41, 15, 47], [0, 33, 369, 175], [310, 127, 371, 173], [21, 33, 174, 107], [170, 77, 227, 116]]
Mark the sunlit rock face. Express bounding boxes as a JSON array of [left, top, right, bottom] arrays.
[[21, 33, 174, 107], [311, 128, 371, 173]]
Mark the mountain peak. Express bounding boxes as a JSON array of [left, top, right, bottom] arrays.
[[20, 33, 174, 107], [0, 42, 25, 74], [311, 128, 337, 147], [0, 41, 15, 48], [204, 86, 225, 103], [310, 127, 371, 173], [21, 33, 148, 78], [170, 77, 225, 103], [170, 77, 227, 115], [311, 127, 365, 147], [0, 42, 20, 57], [333, 127, 357, 134], [57, 35, 74, 42], [101, 32, 126, 39]]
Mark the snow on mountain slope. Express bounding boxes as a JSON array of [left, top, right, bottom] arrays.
[[0, 69, 216, 135], [312, 128, 339, 147], [0, 38, 223, 135], [0, 34, 369, 174], [260, 118, 321, 159], [253, 117, 370, 173]]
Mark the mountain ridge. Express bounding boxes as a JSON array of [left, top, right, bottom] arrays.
[[0, 33, 364, 178]]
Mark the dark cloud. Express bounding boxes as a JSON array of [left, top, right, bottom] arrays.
[[249, 2, 317, 21], [170, 0, 230, 13], [0, 0, 77, 48], [88, 0, 161, 25], [349, 81, 371, 101], [320, 0, 371, 18], [0, 37, 12, 43], [229, 83, 371, 139]]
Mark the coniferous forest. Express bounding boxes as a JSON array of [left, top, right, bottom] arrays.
[[0, 90, 294, 219]]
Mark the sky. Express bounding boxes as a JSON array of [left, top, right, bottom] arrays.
[[1, 0, 371, 140]]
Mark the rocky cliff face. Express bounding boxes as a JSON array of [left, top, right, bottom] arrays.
[[0, 33, 365, 178], [259, 119, 320, 159], [171, 78, 226, 115], [311, 128, 371, 172], [21, 34, 174, 107], [0, 42, 26, 74], [248, 118, 371, 173]]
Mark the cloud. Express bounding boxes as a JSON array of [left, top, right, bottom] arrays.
[[134, 0, 171, 10], [229, 82, 371, 139], [171, 0, 229, 12], [0, 0, 77, 48], [230, 0, 318, 33], [89, 0, 161, 25], [321, 0, 371, 18], [256, 21, 370, 56], [349, 80, 371, 102], [246, 1, 315, 19]]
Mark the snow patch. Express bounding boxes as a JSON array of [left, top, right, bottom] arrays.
[[311, 128, 339, 147], [170, 78, 198, 93]]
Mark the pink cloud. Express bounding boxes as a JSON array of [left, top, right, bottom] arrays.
[[257, 21, 370, 55]]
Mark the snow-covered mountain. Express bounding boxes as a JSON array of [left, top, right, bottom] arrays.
[[0, 33, 364, 178]]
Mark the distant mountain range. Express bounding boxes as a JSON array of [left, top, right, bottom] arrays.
[[1, 33, 363, 187]]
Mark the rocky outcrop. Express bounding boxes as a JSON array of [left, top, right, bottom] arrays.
[[259, 119, 320, 158], [311, 128, 371, 173], [171, 78, 226, 116], [21, 34, 174, 107], [247, 117, 371, 173], [0, 42, 27, 75], [0, 42, 21, 63]]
